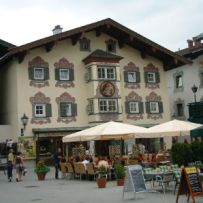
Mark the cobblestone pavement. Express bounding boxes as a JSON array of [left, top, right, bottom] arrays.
[[0, 167, 202, 203]]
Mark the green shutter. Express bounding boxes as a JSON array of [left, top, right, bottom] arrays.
[[125, 101, 130, 114], [139, 102, 144, 114], [60, 103, 67, 117], [69, 69, 74, 81], [44, 67, 49, 80], [55, 69, 60, 81], [72, 103, 77, 116], [158, 102, 163, 113], [46, 104, 52, 117], [28, 67, 34, 80], [155, 72, 160, 83], [136, 71, 141, 83], [124, 71, 128, 82], [145, 102, 151, 114], [144, 72, 148, 83]]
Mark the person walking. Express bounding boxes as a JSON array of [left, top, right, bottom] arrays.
[[7, 149, 14, 182], [15, 152, 24, 182], [53, 148, 62, 179]]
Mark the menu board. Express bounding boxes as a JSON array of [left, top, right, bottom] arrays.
[[123, 165, 146, 200], [176, 167, 203, 203]]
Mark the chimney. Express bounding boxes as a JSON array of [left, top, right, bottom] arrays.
[[193, 37, 201, 47], [187, 39, 193, 49], [52, 25, 63, 35]]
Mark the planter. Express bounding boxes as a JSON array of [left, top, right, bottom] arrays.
[[116, 178, 124, 186], [97, 177, 107, 188], [37, 172, 46, 180]]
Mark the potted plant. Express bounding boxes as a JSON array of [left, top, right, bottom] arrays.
[[97, 160, 109, 188], [34, 160, 50, 180], [114, 163, 125, 186]]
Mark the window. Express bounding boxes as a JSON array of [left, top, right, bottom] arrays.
[[150, 102, 159, 113], [129, 102, 139, 113], [87, 99, 94, 114], [35, 104, 46, 117], [60, 69, 69, 80], [97, 66, 116, 80], [80, 38, 90, 51], [60, 102, 72, 117], [99, 99, 117, 113], [55, 68, 74, 81], [176, 75, 183, 88], [128, 72, 137, 83], [147, 72, 156, 83], [177, 103, 184, 117], [34, 68, 44, 80], [106, 39, 116, 53]]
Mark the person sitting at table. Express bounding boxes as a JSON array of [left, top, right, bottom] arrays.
[[151, 152, 158, 162], [82, 155, 90, 170], [138, 153, 146, 162]]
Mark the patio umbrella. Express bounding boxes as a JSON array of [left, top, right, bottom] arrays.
[[139, 119, 202, 138], [62, 121, 148, 142]]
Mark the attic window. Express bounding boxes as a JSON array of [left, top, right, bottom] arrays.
[[80, 37, 90, 51], [105, 39, 116, 53]]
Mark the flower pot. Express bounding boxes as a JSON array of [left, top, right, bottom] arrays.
[[97, 177, 107, 188], [116, 178, 124, 186], [37, 172, 46, 180]]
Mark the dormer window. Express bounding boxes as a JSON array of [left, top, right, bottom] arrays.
[[80, 37, 90, 51], [105, 39, 116, 53]]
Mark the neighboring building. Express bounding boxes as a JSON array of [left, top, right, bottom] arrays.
[[0, 18, 189, 162], [166, 34, 203, 142]]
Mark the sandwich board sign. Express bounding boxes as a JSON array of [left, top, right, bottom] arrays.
[[123, 165, 146, 200], [176, 166, 203, 203]]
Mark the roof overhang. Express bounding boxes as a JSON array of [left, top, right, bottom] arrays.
[[0, 18, 191, 69]]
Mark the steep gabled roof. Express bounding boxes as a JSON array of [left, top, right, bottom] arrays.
[[0, 18, 190, 69]]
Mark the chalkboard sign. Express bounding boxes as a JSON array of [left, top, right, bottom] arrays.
[[176, 167, 203, 203], [123, 165, 146, 200]]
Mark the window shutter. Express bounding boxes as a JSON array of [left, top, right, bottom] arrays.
[[158, 102, 163, 113], [46, 104, 52, 117], [72, 103, 77, 116], [28, 67, 34, 80], [44, 67, 49, 80], [124, 71, 128, 82], [125, 101, 130, 114], [55, 69, 60, 81], [60, 103, 67, 117], [139, 102, 144, 114], [69, 69, 74, 81], [136, 71, 141, 83], [155, 72, 160, 83], [144, 72, 148, 83], [145, 102, 151, 114]]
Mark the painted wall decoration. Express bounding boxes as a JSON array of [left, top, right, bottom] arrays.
[[100, 81, 115, 97], [18, 136, 36, 159]]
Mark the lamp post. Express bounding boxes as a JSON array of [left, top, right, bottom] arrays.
[[20, 113, 29, 136], [191, 84, 198, 103]]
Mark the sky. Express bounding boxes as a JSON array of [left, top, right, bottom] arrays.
[[0, 0, 202, 51]]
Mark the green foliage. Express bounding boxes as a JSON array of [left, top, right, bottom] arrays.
[[171, 141, 203, 166], [34, 160, 50, 174], [98, 165, 107, 175], [114, 163, 125, 179]]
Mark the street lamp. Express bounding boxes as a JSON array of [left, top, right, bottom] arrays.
[[191, 84, 198, 103], [21, 114, 29, 136]]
